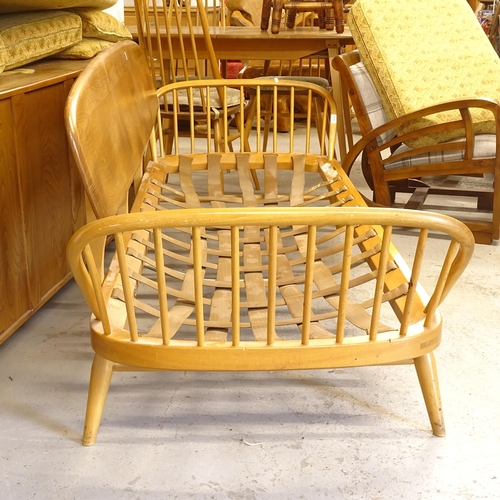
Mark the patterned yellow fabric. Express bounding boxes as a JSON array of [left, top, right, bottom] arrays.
[[54, 36, 113, 58], [349, 0, 500, 147], [0, 1, 117, 14], [0, 35, 5, 73], [71, 8, 132, 42], [0, 11, 82, 71]]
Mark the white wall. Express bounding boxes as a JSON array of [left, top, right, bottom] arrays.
[[104, 0, 125, 23]]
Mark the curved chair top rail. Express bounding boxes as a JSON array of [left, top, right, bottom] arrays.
[[65, 41, 339, 219], [155, 77, 338, 157]]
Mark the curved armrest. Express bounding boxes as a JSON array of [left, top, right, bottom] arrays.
[[370, 97, 500, 147], [341, 97, 500, 175]]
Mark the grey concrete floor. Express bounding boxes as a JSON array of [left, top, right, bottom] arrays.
[[1, 136, 500, 499]]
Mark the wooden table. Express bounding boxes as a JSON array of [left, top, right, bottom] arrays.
[[212, 26, 354, 159], [127, 24, 355, 159]]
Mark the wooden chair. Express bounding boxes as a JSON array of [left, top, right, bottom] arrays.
[[333, 50, 500, 244], [239, 55, 331, 135], [238, 6, 333, 146], [65, 41, 474, 445], [134, 0, 226, 86], [487, 2, 500, 54], [261, 0, 345, 34], [242, 73, 332, 153], [133, 0, 241, 154]]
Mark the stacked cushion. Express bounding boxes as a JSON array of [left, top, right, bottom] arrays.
[[55, 37, 113, 59], [0, 0, 132, 70], [349, 0, 500, 147], [56, 7, 131, 59], [0, 1, 117, 13], [0, 10, 82, 71], [71, 8, 131, 42], [0, 31, 5, 72]]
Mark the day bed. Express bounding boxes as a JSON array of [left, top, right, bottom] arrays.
[[65, 41, 474, 445]]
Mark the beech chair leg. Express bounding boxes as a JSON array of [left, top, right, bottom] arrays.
[[414, 352, 446, 437], [261, 0, 273, 31], [286, 7, 297, 29], [82, 354, 114, 446], [271, 0, 284, 34]]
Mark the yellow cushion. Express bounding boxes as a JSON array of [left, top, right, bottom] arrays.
[[0, 0, 117, 13], [0, 11, 82, 71], [349, 0, 500, 147], [54, 37, 113, 59], [0, 35, 5, 73], [70, 8, 132, 42]]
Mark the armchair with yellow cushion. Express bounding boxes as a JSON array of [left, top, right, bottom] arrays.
[[334, 0, 500, 244]]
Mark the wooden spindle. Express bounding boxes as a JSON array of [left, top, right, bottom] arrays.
[[369, 225, 393, 341], [305, 90, 312, 155], [399, 228, 428, 337], [301, 225, 317, 345], [188, 87, 196, 151], [231, 226, 241, 346], [336, 224, 354, 344], [289, 86, 295, 153], [267, 225, 278, 345], [256, 86, 262, 152], [192, 226, 205, 346], [272, 86, 278, 153], [424, 239, 460, 328], [115, 232, 138, 342], [204, 85, 213, 153], [153, 228, 170, 345], [239, 86, 246, 152], [224, 85, 230, 153], [83, 246, 111, 335]]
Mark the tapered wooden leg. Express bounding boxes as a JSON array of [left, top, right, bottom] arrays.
[[82, 354, 114, 446], [261, 0, 273, 31], [414, 352, 446, 437], [271, 0, 283, 34]]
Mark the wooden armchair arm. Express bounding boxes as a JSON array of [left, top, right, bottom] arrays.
[[370, 97, 500, 149], [342, 97, 500, 175]]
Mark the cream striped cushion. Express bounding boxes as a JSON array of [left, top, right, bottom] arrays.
[[349, 61, 395, 146], [386, 135, 496, 171]]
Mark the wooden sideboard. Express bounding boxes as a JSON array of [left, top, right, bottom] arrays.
[[0, 59, 89, 344]]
